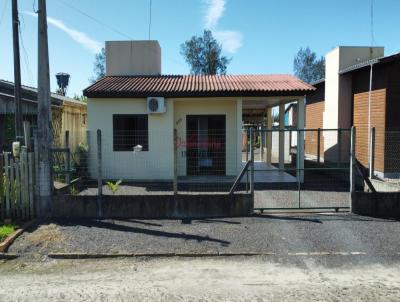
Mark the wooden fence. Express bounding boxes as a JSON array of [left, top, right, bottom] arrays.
[[0, 150, 36, 221]]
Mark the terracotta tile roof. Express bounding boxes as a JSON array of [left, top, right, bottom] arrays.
[[83, 74, 314, 98]]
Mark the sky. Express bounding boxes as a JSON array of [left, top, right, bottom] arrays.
[[0, 0, 399, 97]]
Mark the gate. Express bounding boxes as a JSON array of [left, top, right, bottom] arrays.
[[242, 127, 353, 211]]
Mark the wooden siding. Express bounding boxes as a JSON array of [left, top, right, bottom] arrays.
[[305, 100, 325, 157], [353, 89, 386, 172]]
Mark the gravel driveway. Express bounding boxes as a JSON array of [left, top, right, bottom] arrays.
[[9, 213, 400, 264]]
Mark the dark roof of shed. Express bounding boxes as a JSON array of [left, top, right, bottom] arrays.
[[339, 52, 400, 74], [83, 74, 315, 98], [0, 79, 86, 107]]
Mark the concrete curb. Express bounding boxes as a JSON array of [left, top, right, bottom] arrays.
[[0, 253, 19, 260], [48, 252, 270, 259], [46, 251, 371, 259], [0, 220, 36, 253]]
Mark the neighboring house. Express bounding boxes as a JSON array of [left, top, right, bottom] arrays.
[[83, 40, 314, 181], [305, 46, 400, 179], [0, 79, 87, 151]]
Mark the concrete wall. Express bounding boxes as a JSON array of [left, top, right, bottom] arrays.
[[52, 193, 254, 219], [352, 192, 400, 219], [173, 98, 240, 176], [105, 41, 161, 76], [87, 98, 174, 180]]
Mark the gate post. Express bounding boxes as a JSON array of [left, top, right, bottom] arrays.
[[250, 127, 255, 195], [317, 128, 321, 164], [369, 127, 375, 179], [173, 129, 178, 195], [350, 126, 356, 201], [64, 130, 71, 185], [97, 129, 103, 218]]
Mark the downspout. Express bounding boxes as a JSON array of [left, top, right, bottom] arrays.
[[367, 62, 374, 178]]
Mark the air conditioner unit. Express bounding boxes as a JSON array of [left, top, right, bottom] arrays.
[[147, 97, 166, 114]]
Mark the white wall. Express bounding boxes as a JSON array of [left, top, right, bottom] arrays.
[[87, 98, 174, 180], [87, 97, 242, 180]]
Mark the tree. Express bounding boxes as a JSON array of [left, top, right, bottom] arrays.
[[73, 94, 87, 103], [293, 47, 325, 83], [90, 47, 106, 83], [180, 30, 231, 75]]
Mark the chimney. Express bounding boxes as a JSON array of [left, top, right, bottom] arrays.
[[105, 40, 161, 76]]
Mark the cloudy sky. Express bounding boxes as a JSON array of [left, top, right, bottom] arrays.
[[0, 0, 399, 96]]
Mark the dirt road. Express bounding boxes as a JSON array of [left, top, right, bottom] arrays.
[[1, 257, 400, 301]]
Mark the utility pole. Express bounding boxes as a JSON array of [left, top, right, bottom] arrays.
[[12, 0, 23, 141], [37, 0, 53, 217]]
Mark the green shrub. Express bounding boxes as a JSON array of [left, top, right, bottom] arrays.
[[0, 224, 17, 242], [106, 180, 122, 194]]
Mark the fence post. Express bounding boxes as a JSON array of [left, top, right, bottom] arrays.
[[33, 130, 40, 214], [3, 153, 10, 219], [64, 130, 71, 185], [173, 129, 178, 195], [337, 128, 342, 165], [317, 128, 321, 164], [0, 155, 4, 221], [350, 126, 356, 197], [97, 129, 103, 218], [23, 121, 31, 151], [28, 152, 34, 219], [369, 127, 375, 179], [250, 127, 255, 195]]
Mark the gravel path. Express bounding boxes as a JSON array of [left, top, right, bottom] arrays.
[[9, 214, 400, 265], [1, 257, 400, 301]]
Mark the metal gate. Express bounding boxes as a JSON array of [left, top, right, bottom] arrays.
[[242, 127, 353, 211]]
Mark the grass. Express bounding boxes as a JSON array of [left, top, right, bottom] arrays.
[[0, 224, 18, 243]]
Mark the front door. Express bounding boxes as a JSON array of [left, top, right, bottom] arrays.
[[186, 115, 226, 175]]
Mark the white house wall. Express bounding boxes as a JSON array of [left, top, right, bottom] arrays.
[[87, 98, 174, 180], [87, 97, 242, 180]]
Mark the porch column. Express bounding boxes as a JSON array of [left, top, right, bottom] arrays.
[[297, 97, 305, 182], [266, 107, 272, 164], [260, 123, 264, 162], [279, 104, 285, 170], [237, 98, 243, 173]]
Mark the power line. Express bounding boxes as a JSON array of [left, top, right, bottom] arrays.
[[55, 0, 187, 70], [19, 13, 35, 86], [55, 0, 132, 39]]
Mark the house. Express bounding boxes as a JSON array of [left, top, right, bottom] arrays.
[[0, 79, 87, 151], [83, 40, 314, 182], [305, 46, 400, 179]]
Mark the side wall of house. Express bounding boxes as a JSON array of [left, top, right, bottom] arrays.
[[305, 82, 325, 159], [352, 64, 388, 174], [61, 102, 87, 152], [87, 98, 174, 180]]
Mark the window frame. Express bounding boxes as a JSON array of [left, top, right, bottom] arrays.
[[112, 114, 149, 152]]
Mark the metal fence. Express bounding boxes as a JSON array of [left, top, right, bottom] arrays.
[[51, 127, 354, 212], [250, 128, 352, 211]]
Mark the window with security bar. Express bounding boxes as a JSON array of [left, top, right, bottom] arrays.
[[113, 114, 149, 151]]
